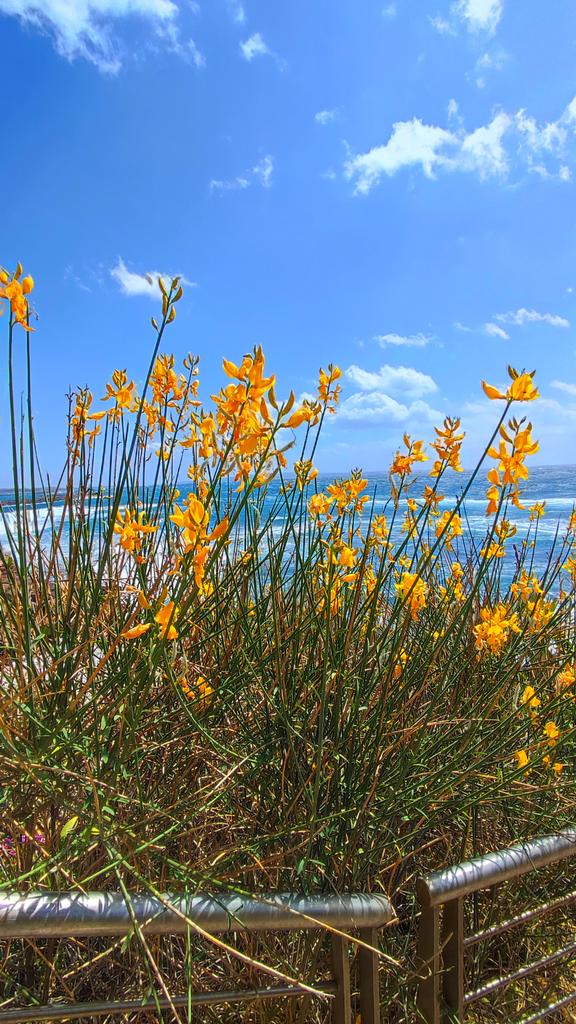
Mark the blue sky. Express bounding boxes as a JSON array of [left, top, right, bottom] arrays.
[[1, 0, 576, 481]]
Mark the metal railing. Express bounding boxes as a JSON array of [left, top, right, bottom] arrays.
[[416, 830, 576, 1023], [0, 890, 394, 1024]]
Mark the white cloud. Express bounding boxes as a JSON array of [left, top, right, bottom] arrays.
[[209, 175, 250, 193], [315, 109, 338, 126], [226, 0, 245, 23], [346, 364, 438, 398], [0, 0, 182, 72], [338, 392, 442, 425], [473, 49, 507, 87], [495, 308, 570, 328], [457, 113, 511, 178], [382, 3, 397, 16], [210, 153, 274, 193], [515, 110, 567, 154], [110, 257, 193, 298], [343, 91, 576, 194], [551, 380, 576, 397], [165, 33, 205, 67], [429, 14, 455, 34], [344, 113, 512, 193], [484, 322, 509, 340], [344, 119, 456, 193], [240, 31, 271, 61], [455, 0, 502, 34], [252, 154, 274, 188], [374, 332, 432, 348], [454, 321, 473, 332]]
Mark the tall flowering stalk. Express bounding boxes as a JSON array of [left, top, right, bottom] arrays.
[[1, 266, 575, 1017]]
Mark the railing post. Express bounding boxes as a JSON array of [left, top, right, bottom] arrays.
[[442, 897, 464, 1021], [416, 904, 441, 1024], [331, 934, 352, 1024], [358, 926, 380, 1024]]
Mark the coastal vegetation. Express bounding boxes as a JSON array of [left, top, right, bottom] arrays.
[[1, 264, 575, 1019]]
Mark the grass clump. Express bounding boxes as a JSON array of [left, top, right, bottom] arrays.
[[0, 263, 575, 1020]]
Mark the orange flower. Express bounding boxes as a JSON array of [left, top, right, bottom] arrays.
[[121, 623, 153, 640], [0, 264, 34, 330], [482, 368, 539, 403], [155, 601, 179, 640]]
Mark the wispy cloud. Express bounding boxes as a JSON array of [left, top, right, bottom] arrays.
[[374, 332, 432, 348], [473, 48, 507, 88], [240, 31, 271, 60], [110, 257, 194, 298], [382, 3, 397, 17], [484, 322, 509, 340], [315, 109, 338, 126], [0, 0, 190, 73], [343, 93, 576, 194], [210, 154, 274, 193], [226, 0, 246, 24], [252, 155, 274, 187], [429, 14, 455, 34], [551, 380, 576, 397], [495, 308, 570, 328]]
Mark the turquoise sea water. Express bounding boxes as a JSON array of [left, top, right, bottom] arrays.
[[1, 465, 574, 580]]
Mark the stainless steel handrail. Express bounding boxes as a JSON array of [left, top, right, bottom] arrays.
[[0, 890, 394, 1024], [416, 828, 576, 1024], [417, 830, 576, 908]]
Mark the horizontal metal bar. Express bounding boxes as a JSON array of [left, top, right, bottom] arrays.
[[518, 989, 576, 1024], [0, 983, 337, 1023], [0, 892, 394, 939], [464, 887, 576, 948], [417, 830, 576, 908], [464, 938, 576, 1005]]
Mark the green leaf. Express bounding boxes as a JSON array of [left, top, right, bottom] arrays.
[[61, 816, 80, 841]]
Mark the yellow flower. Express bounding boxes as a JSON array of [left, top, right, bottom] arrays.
[[435, 510, 463, 550], [102, 369, 137, 416], [0, 265, 34, 330], [521, 685, 541, 711], [114, 508, 157, 554], [180, 675, 214, 707], [508, 372, 539, 402], [557, 664, 576, 693], [121, 622, 152, 640], [430, 416, 464, 477], [422, 484, 444, 511], [285, 400, 321, 429], [294, 460, 318, 489], [543, 721, 560, 745], [514, 749, 529, 769], [309, 492, 331, 518], [473, 603, 521, 656], [337, 544, 356, 568], [529, 501, 546, 520], [390, 436, 428, 480], [317, 364, 342, 412], [482, 368, 539, 403], [393, 648, 408, 679], [155, 601, 179, 640], [395, 572, 427, 619]]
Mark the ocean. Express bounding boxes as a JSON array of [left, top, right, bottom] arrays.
[[0, 465, 574, 581]]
